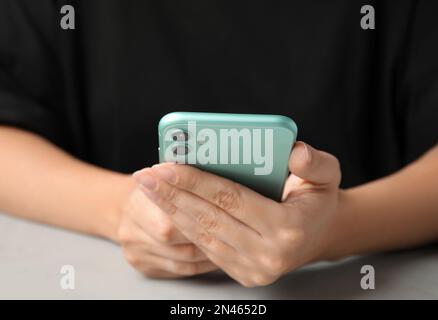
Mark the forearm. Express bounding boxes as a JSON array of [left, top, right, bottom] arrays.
[[324, 145, 438, 260], [0, 126, 134, 241]]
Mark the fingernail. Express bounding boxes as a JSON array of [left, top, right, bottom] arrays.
[[133, 171, 157, 191], [302, 143, 312, 163], [152, 165, 176, 184]]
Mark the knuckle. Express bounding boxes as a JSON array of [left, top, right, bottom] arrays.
[[165, 203, 178, 216], [195, 232, 214, 248], [184, 171, 199, 191], [197, 212, 220, 233], [181, 244, 199, 260], [155, 222, 175, 243], [264, 255, 287, 275], [165, 185, 178, 202], [326, 153, 342, 185], [278, 229, 304, 244], [117, 226, 132, 245], [260, 254, 286, 275], [213, 187, 242, 212], [330, 154, 341, 171]]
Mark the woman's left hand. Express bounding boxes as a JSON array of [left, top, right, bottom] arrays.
[[134, 141, 341, 287]]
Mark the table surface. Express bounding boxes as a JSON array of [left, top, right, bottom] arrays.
[[1, 212, 438, 300]]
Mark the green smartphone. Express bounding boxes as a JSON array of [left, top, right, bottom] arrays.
[[158, 112, 297, 201]]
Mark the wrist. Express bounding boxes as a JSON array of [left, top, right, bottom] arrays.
[[99, 173, 136, 243], [314, 189, 353, 262]]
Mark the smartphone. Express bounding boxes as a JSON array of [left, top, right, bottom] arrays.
[[158, 112, 297, 201]]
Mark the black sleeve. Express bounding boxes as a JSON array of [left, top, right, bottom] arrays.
[[400, 1, 438, 164], [0, 0, 66, 146]]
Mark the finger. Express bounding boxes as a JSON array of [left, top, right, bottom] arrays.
[[170, 208, 240, 266], [136, 179, 241, 265], [128, 187, 190, 244], [134, 164, 282, 232], [125, 247, 218, 276], [138, 269, 188, 279], [132, 228, 210, 262], [147, 254, 218, 276], [155, 243, 210, 263], [136, 169, 262, 255], [136, 195, 258, 286], [288, 141, 341, 187]]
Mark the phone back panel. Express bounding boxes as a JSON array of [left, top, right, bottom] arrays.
[[158, 112, 297, 201]]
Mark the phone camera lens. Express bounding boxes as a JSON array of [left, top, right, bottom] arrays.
[[172, 145, 190, 156], [171, 130, 188, 142]]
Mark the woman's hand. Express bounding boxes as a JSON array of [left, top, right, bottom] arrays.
[[133, 141, 341, 287], [116, 182, 218, 278]]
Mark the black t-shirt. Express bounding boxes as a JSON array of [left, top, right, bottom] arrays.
[[0, 0, 437, 188]]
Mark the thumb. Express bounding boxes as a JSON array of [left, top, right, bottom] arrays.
[[288, 141, 341, 187]]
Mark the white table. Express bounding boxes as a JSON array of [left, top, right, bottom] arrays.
[[1, 212, 437, 299]]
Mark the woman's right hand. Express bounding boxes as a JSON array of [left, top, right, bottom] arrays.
[[116, 177, 218, 278]]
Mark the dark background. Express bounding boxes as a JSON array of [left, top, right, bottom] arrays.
[[0, 0, 437, 188]]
